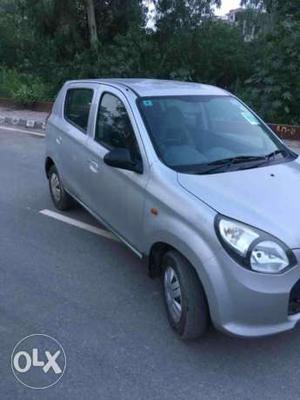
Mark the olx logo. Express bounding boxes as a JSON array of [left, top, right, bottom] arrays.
[[11, 334, 66, 389]]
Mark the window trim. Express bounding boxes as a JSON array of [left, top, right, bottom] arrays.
[[64, 87, 94, 134], [94, 91, 142, 156]]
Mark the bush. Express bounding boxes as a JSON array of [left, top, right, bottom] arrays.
[[0, 67, 51, 105]]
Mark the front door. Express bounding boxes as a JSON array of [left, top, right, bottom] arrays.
[[85, 88, 149, 253]]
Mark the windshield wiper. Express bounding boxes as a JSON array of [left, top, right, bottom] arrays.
[[176, 151, 290, 175], [191, 155, 267, 175], [265, 149, 288, 161], [209, 155, 266, 166]]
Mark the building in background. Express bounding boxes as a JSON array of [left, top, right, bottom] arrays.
[[224, 7, 266, 42], [226, 7, 244, 23]]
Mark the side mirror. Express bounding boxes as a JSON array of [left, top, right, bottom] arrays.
[[104, 148, 143, 174]]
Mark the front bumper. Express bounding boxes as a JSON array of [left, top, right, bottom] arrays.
[[205, 249, 300, 338]]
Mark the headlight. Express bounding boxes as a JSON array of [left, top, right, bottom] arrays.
[[215, 216, 296, 274]]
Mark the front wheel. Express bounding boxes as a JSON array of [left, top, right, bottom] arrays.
[[162, 250, 209, 340]]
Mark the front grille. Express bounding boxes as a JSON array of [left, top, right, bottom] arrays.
[[288, 280, 300, 315]]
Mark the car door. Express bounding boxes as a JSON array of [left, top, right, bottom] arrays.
[[84, 87, 149, 253], [59, 83, 96, 198]]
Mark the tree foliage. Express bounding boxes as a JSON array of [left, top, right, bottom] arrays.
[[0, 0, 298, 124], [238, 0, 300, 123]]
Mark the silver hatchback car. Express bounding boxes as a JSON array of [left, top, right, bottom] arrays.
[[45, 79, 300, 339]]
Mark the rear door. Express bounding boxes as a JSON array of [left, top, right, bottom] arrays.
[[59, 83, 97, 198]]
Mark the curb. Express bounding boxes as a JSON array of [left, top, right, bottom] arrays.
[[269, 123, 300, 141], [0, 97, 53, 113], [0, 115, 46, 131]]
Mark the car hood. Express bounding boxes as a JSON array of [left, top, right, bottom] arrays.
[[178, 157, 300, 249]]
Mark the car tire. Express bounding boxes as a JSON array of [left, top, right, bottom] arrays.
[[48, 165, 73, 211], [162, 250, 209, 340]]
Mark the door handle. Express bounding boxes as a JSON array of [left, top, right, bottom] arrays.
[[89, 160, 99, 173], [56, 136, 62, 145]]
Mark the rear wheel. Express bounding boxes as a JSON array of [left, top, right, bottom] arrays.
[[48, 165, 73, 211], [162, 250, 209, 340]]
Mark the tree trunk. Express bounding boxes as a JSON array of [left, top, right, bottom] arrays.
[[85, 0, 98, 49]]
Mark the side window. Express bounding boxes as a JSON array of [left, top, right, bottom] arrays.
[[95, 93, 140, 156], [64, 88, 94, 133]]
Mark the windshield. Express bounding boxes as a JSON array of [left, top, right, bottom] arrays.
[[138, 95, 293, 174]]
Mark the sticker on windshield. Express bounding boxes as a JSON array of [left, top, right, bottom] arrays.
[[143, 100, 153, 107], [241, 111, 259, 125]]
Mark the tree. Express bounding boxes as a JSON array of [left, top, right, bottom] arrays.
[[85, 0, 99, 48], [94, 0, 146, 42], [154, 0, 221, 33], [239, 0, 300, 124]]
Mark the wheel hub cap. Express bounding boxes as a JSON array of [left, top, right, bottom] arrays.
[[50, 173, 61, 202], [164, 266, 182, 323]]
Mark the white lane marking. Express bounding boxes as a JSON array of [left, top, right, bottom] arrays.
[[0, 125, 45, 137], [39, 209, 118, 241]]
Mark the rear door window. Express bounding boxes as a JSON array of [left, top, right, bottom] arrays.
[[64, 88, 94, 133]]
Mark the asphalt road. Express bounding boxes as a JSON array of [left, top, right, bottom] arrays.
[[1, 127, 300, 400]]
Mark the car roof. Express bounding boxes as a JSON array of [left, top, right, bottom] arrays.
[[66, 78, 229, 97]]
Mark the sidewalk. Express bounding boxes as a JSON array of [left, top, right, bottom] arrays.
[[0, 105, 48, 131]]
